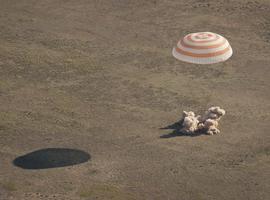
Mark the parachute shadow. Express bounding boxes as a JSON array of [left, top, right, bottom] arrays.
[[13, 148, 90, 169]]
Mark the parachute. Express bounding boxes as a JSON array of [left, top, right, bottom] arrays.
[[172, 32, 233, 64]]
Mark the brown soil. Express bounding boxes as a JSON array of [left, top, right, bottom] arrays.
[[0, 0, 269, 199]]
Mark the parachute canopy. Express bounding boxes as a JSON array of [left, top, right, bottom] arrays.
[[172, 32, 233, 64]]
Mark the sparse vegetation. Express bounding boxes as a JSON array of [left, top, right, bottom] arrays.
[[1, 182, 17, 192], [79, 184, 135, 200]]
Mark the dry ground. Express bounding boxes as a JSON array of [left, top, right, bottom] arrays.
[[0, 0, 270, 199]]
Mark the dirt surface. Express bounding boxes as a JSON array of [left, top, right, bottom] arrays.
[[0, 0, 270, 199]]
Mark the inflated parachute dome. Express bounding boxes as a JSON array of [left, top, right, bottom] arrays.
[[172, 32, 233, 64]]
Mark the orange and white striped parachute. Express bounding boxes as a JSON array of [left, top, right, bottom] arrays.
[[172, 32, 233, 64]]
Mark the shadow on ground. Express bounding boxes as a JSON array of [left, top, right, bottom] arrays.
[[13, 148, 90, 169], [160, 120, 205, 138]]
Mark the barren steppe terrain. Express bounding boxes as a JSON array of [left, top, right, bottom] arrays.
[[0, 0, 269, 199]]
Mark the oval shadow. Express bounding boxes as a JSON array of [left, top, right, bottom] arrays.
[[13, 148, 90, 169]]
